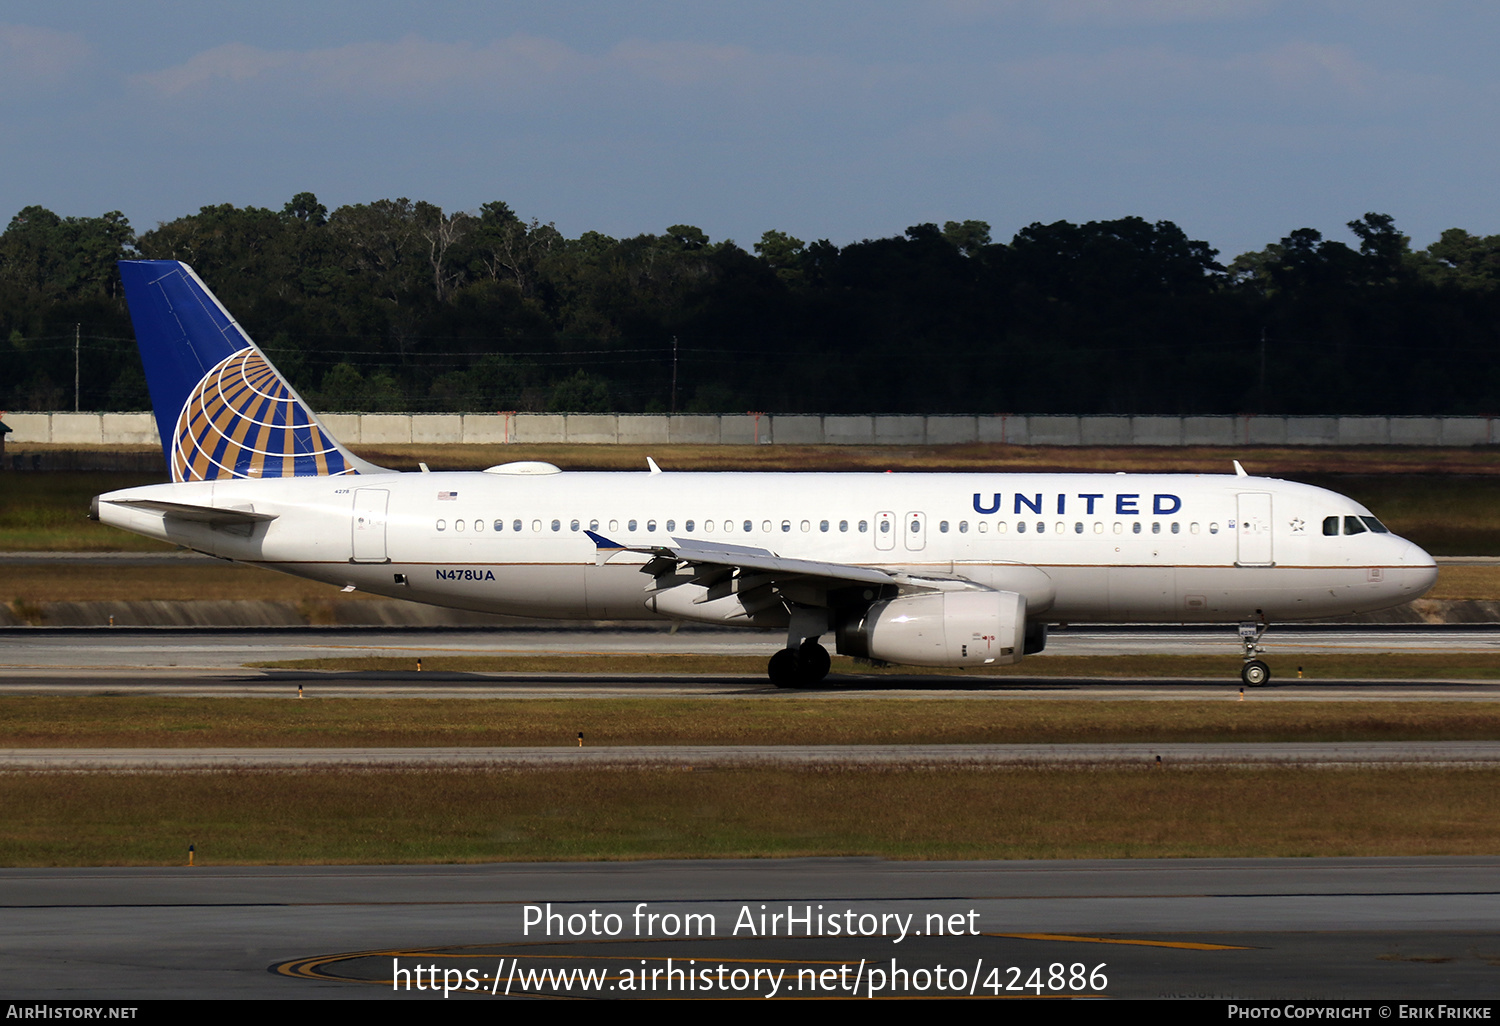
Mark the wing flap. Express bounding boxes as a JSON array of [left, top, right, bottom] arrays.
[[586, 530, 896, 587]]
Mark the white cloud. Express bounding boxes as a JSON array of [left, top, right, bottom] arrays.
[[0, 23, 90, 87], [934, 0, 1280, 24], [133, 34, 585, 99]]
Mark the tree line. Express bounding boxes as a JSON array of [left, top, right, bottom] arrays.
[[2, 194, 1498, 416]]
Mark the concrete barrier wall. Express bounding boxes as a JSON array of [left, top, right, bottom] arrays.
[[6, 411, 1499, 447]]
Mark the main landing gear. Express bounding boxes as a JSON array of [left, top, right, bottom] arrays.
[[1239, 620, 1270, 687], [768, 639, 831, 688]]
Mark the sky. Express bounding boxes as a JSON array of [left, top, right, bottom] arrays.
[[3, 0, 1497, 261]]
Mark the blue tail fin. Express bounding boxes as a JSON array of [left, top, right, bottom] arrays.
[[118, 260, 383, 482]]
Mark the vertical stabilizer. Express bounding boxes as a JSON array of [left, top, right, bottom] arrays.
[[117, 260, 384, 481]]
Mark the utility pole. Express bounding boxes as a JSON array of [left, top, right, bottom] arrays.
[[670, 335, 679, 414], [74, 324, 80, 413], [1258, 327, 1266, 413]]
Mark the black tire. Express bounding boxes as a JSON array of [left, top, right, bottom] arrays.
[[797, 641, 831, 685], [768, 648, 801, 688], [1241, 659, 1270, 687]]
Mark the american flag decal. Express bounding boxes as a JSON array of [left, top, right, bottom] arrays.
[[438, 491, 459, 500]]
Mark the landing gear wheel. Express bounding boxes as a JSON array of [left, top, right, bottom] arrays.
[[1241, 659, 1270, 687], [768, 648, 801, 688], [797, 641, 831, 685]]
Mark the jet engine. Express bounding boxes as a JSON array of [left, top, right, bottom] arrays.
[[835, 590, 1027, 667]]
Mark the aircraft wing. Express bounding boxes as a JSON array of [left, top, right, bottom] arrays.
[[585, 530, 967, 589]]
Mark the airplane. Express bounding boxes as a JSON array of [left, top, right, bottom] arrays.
[[91, 260, 1438, 688]]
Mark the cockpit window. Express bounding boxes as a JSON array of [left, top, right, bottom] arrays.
[[1360, 516, 1390, 534], [1323, 516, 1339, 537], [1343, 516, 1367, 536]]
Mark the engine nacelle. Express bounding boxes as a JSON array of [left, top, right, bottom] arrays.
[[836, 590, 1027, 667]]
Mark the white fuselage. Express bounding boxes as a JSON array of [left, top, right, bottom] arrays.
[[96, 469, 1436, 625]]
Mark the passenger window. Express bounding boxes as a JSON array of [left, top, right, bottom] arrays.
[[839, 520, 849, 532], [1343, 516, 1367, 536], [1151, 522, 1160, 534], [1017, 522, 1027, 534], [704, 521, 714, 532], [590, 519, 599, 531], [436, 520, 446, 531], [1074, 522, 1083, 534], [475, 520, 483, 532], [1132, 522, 1141, 534], [531, 520, 541, 532], [570, 519, 580, 532], [939, 521, 949, 533], [513, 520, 523, 532], [801, 520, 810, 532], [685, 520, 694, 532], [608, 520, 618, 531], [455, 520, 464, 532], [494, 520, 504, 532], [762, 520, 771, 533], [782, 520, 792, 533], [909, 519, 921, 533], [1093, 523, 1103, 534], [1036, 522, 1045, 534], [959, 521, 968, 534], [1190, 523, 1200, 534], [1209, 523, 1219, 534], [879, 520, 890, 534], [1323, 516, 1340, 537], [1171, 522, 1180, 534], [820, 520, 830, 532], [551, 520, 560, 532], [666, 520, 676, 532], [1054, 521, 1064, 534], [647, 520, 657, 532], [859, 521, 868, 533], [628, 519, 637, 531]]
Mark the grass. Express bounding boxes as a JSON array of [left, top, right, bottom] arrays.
[[6, 697, 1500, 747], [0, 471, 170, 551], [2, 564, 382, 603], [344, 442, 1500, 476], [1, 766, 1495, 865]]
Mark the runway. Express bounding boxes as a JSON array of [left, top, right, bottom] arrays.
[[4, 623, 1500, 670], [2, 857, 1497, 999], [1, 622, 1497, 699]]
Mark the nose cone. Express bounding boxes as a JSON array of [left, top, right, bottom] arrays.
[[1399, 539, 1439, 599]]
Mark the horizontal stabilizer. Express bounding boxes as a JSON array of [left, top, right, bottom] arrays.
[[104, 498, 278, 527]]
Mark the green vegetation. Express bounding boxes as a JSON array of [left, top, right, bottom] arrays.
[[6, 697, 1500, 748], [0, 472, 169, 551], [5, 199, 1500, 417], [1, 767, 1495, 865]]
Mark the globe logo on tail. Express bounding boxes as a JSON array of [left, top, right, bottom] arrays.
[[171, 349, 355, 481]]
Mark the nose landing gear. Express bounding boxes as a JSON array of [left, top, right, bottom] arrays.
[[1239, 620, 1270, 686]]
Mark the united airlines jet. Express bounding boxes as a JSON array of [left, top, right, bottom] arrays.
[[91, 261, 1438, 687]]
